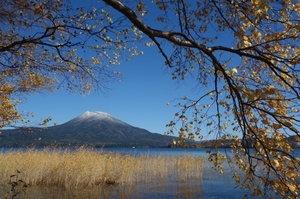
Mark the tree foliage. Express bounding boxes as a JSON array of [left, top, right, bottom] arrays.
[[2, 0, 300, 198], [0, 0, 142, 128], [103, 0, 300, 198]]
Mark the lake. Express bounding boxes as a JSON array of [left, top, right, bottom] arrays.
[[0, 147, 281, 199]]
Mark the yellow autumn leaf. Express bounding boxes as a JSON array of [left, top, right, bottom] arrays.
[[262, 119, 269, 125], [248, 93, 256, 101], [286, 171, 298, 179], [266, 85, 276, 94], [236, 86, 243, 91], [257, 32, 262, 39], [295, 136, 300, 142], [287, 183, 297, 192], [231, 68, 238, 74], [250, 117, 259, 123], [271, 159, 280, 168], [283, 121, 293, 128], [272, 123, 282, 130], [251, 0, 260, 5]]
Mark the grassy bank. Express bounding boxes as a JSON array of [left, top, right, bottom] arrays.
[[0, 148, 204, 189]]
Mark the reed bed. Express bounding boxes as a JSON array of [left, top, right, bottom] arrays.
[[0, 148, 205, 189]]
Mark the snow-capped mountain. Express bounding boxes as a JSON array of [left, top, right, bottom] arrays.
[[66, 111, 125, 126], [0, 111, 175, 148], [75, 111, 113, 121]]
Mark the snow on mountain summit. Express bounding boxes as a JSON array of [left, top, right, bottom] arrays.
[[81, 111, 111, 119], [76, 111, 112, 121], [67, 111, 125, 125]]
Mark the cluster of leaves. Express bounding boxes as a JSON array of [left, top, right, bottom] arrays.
[[104, 0, 300, 198], [0, 0, 143, 129]]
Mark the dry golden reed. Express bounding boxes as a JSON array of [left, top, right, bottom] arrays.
[[0, 148, 204, 189]]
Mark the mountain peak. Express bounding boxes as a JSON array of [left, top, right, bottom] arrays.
[[82, 111, 111, 118], [66, 111, 124, 125], [76, 111, 112, 121]]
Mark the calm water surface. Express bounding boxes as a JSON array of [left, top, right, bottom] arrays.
[[0, 147, 285, 199]]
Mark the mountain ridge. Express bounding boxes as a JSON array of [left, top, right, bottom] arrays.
[[0, 111, 175, 148]]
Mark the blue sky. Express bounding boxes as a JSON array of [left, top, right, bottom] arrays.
[[17, 44, 201, 135], [14, 0, 233, 139]]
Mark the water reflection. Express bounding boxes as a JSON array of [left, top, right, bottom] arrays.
[[1, 180, 204, 199]]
